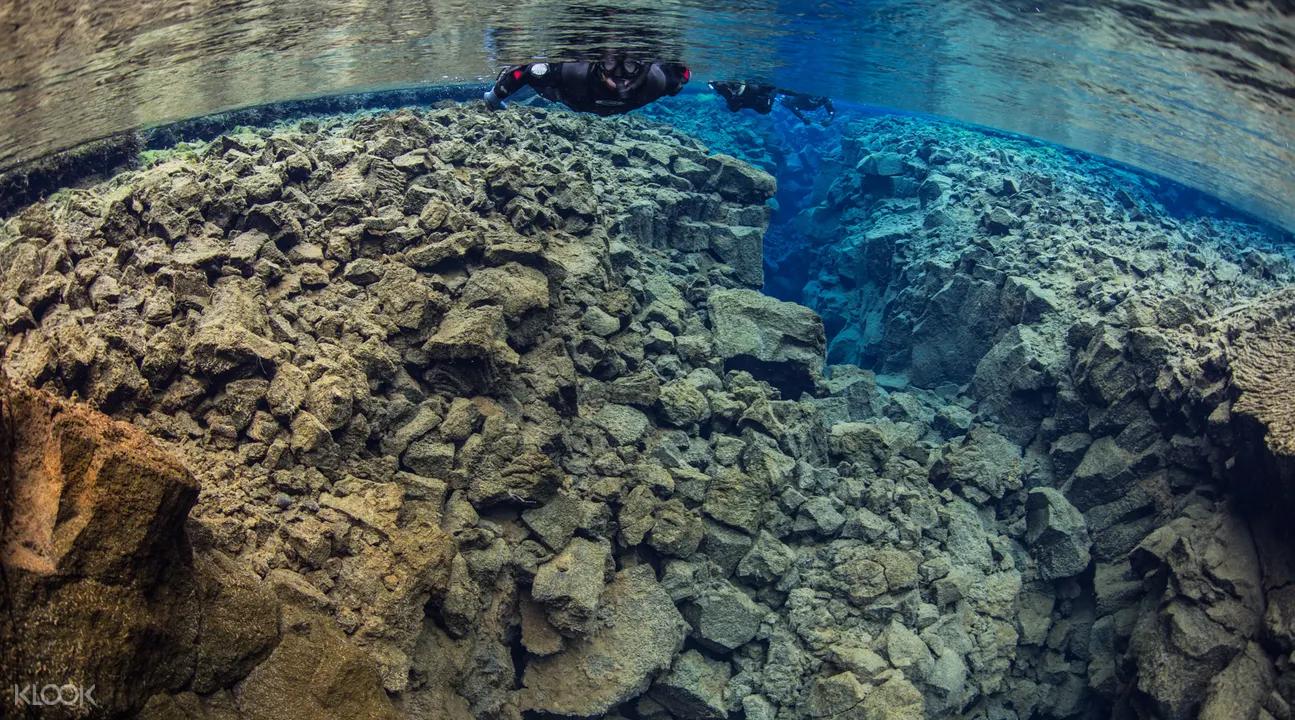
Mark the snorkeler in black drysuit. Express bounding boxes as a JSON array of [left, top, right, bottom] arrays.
[[781, 90, 836, 126], [710, 81, 836, 126], [709, 81, 779, 114], [483, 54, 690, 117]]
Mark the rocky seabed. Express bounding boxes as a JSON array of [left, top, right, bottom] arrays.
[[2, 102, 1295, 720]]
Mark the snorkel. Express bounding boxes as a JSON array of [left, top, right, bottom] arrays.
[[597, 53, 649, 98]]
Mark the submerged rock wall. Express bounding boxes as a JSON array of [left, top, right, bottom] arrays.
[[0, 101, 1294, 720], [781, 111, 1295, 718]]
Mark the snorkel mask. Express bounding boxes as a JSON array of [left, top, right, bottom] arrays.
[[598, 56, 648, 96]]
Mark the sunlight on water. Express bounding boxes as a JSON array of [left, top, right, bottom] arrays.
[[0, 0, 1291, 228]]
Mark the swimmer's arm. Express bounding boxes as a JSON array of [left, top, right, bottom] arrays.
[[485, 64, 562, 109], [654, 63, 691, 97]]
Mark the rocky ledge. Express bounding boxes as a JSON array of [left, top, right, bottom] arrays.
[[0, 101, 1293, 720]]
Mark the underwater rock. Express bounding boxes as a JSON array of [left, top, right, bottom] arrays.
[[6, 102, 1295, 720], [521, 566, 688, 717], [1024, 487, 1092, 580], [649, 649, 733, 720], [531, 537, 609, 637], [708, 288, 825, 396]]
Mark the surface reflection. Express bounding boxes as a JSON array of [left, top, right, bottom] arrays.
[[0, 0, 1291, 230]]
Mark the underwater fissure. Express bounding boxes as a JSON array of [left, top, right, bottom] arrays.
[[1, 91, 1295, 720]]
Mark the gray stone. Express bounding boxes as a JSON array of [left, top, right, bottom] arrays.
[[742, 695, 777, 720], [424, 306, 519, 366], [523, 493, 585, 551], [710, 224, 764, 288], [649, 499, 705, 558], [700, 520, 755, 576], [933, 405, 973, 437], [807, 672, 868, 719], [650, 649, 732, 720], [439, 398, 484, 442], [1025, 487, 1092, 580], [859, 152, 905, 176], [936, 427, 1023, 501], [708, 288, 826, 395], [582, 305, 621, 337], [705, 154, 777, 203], [402, 440, 456, 477], [985, 207, 1020, 234], [797, 496, 845, 536], [885, 618, 935, 681], [685, 583, 765, 652], [659, 380, 711, 427], [343, 258, 384, 285], [737, 531, 794, 585], [532, 538, 609, 636], [703, 469, 768, 536], [594, 403, 650, 446], [841, 507, 889, 542]]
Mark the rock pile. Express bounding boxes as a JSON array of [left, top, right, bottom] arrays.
[[2, 100, 1295, 720]]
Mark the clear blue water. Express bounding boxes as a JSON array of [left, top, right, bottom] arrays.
[[1, 0, 1292, 231]]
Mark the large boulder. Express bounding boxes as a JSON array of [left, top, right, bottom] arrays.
[[520, 565, 689, 716], [1024, 488, 1092, 580], [187, 277, 286, 376], [424, 306, 519, 367], [709, 224, 765, 288], [708, 288, 826, 396], [531, 538, 609, 637], [705, 154, 777, 204]]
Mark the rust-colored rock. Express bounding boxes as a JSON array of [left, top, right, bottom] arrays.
[[0, 380, 203, 715]]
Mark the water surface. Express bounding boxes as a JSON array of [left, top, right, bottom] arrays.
[[1, 0, 1291, 229]]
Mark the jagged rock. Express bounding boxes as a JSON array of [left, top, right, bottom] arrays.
[[187, 277, 285, 376], [885, 619, 935, 682], [1024, 488, 1092, 580], [706, 153, 777, 203], [594, 403, 650, 446], [439, 397, 484, 442], [649, 649, 732, 720], [607, 372, 662, 407], [305, 374, 354, 432], [710, 224, 765, 288], [796, 496, 846, 536], [859, 152, 905, 176], [684, 582, 765, 652], [460, 262, 549, 317], [424, 306, 519, 366], [521, 566, 688, 717], [191, 551, 282, 694], [703, 467, 768, 535], [807, 671, 868, 719], [582, 305, 621, 336], [969, 324, 1064, 444], [708, 288, 825, 395], [520, 591, 566, 657], [659, 379, 712, 427], [934, 427, 1023, 502], [984, 206, 1020, 234], [531, 538, 609, 637], [909, 273, 1002, 387], [649, 499, 705, 557], [522, 492, 585, 551], [234, 609, 400, 720], [1, 384, 199, 582], [737, 531, 794, 584]]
